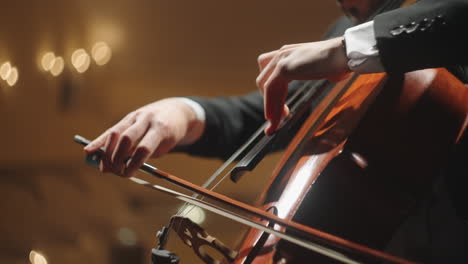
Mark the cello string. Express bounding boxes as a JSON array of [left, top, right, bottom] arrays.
[[174, 80, 328, 243], [176, 79, 331, 232], [172, 81, 323, 241], [206, 80, 327, 192], [171, 83, 309, 245], [174, 121, 267, 215], [175, 81, 314, 218]]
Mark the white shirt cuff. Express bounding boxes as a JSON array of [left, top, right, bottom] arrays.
[[175, 97, 206, 122], [344, 21, 385, 73]]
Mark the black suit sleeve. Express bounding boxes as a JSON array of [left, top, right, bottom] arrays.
[[184, 91, 264, 160], [374, 0, 468, 74], [183, 81, 307, 159]]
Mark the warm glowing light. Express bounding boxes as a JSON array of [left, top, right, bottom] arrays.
[[179, 205, 206, 224], [71, 49, 91, 73], [92, 42, 112, 66], [6, 67, 18, 86], [29, 250, 48, 264], [71, 49, 86, 66], [50, 56, 64, 76], [41, 52, 56, 71], [0, 62, 12, 80], [117, 227, 137, 246]]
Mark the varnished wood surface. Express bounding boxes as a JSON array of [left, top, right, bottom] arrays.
[[236, 69, 468, 263]]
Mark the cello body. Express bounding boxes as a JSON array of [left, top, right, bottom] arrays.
[[234, 68, 468, 263]]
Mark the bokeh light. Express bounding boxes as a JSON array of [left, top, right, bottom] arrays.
[[29, 250, 48, 264], [50, 56, 64, 77], [6, 67, 18, 86], [91, 42, 112, 66], [0, 62, 12, 80], [71, 49, 91, 73], [41, 52, 56, 71]]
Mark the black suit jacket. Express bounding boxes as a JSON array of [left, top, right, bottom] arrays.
[[375, 0, 468, 76]]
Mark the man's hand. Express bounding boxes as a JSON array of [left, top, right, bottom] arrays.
[[256, 37, 351, 134], [84, 98, 205, 178]]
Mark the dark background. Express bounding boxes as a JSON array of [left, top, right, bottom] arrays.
[[0, 1, 340, 263]]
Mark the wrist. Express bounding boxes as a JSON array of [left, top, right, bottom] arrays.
[[173, 98, 206, 145], [328, 36, 352, 81]]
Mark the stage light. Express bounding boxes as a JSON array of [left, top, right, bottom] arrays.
[[71, 49, 91, 73], [0, 62, 12, 80], [29, 250, 48, 264], [41, 52, 56, 71], [179, 205, 206, 224], [50, 56, 64, 76], [91, 41, 112, 66], [6, 66, 18, 86]]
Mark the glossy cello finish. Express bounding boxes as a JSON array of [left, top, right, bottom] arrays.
[[234, 68, 468, 263]]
